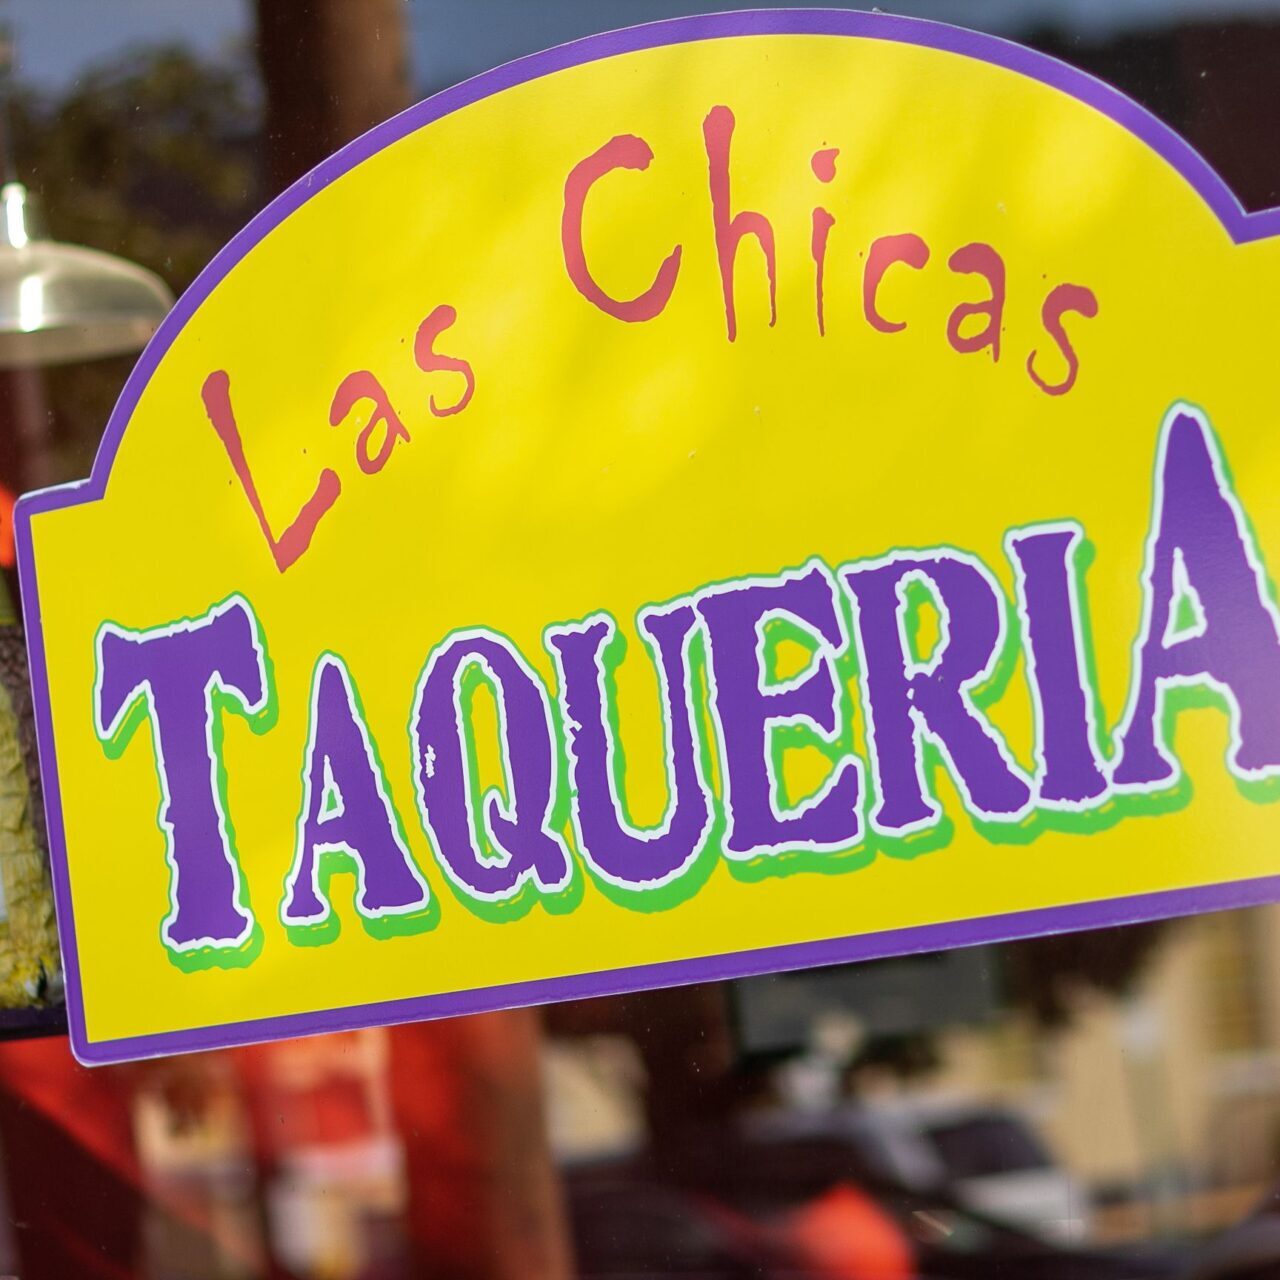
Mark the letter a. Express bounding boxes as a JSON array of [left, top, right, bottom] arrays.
[[1114, 406, 1280, 789], [282, 655, 430, 930]]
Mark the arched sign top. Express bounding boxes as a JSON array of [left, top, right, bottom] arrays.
[[19, 6, 1277, 517], [18, 11, 1280, 1063]]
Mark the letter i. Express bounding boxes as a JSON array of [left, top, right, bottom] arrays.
[[811, 148, 838, 337], [1006, 524, 1108, 807]]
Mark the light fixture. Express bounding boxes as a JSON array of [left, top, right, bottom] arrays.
[[0, 181, 173, 370], [0, 25, 173, 370]]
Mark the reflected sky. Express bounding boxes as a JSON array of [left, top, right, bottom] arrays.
[[11, 0, 1280, 91]]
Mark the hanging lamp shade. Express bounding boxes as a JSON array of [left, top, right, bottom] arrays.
[[0, 181, 173, 369]]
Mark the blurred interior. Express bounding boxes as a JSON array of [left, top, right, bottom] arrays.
[[1, 1, 1280, 1276]]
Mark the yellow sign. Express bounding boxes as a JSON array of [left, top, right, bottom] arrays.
[[19, 12, 1280, 1062]]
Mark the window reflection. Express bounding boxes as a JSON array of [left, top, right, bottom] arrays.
[[2, 2, 1280, 1276], [4, 910, 1280, 1273]]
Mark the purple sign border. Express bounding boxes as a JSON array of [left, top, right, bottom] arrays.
[[16, 8, 1280, 1065]]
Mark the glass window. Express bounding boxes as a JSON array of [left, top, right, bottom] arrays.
[[2, 3, 1280, 1277]]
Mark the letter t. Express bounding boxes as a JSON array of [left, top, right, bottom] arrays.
[[94, 597, 270, 954]]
